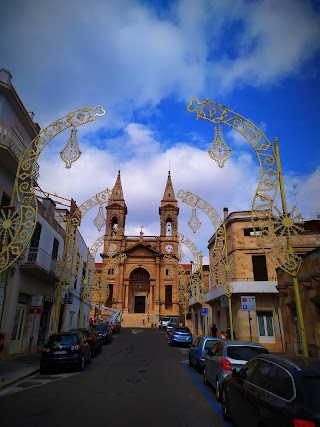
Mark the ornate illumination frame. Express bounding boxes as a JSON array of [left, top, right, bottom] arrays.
[[0, 105, 105, 274], [187, 98, 302, 276]]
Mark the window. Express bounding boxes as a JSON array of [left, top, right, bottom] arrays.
[[257, 312, 275, 343], [30, 222, 42, 248], [250, 360, 275, 391], [52, 238, 59, 260], [166, 218, 172, 236], [0, 192, 11, 207], [271, 367, 294, 400], [227, 346, 269, 361], [111, 216, 118, 229], [108, 268, 115, 275], [238, 359, 260, 382], [252, 255, 268, 281], [193, 337, 201, 347], [165, 285, 172, 306], [212, 343, 223, 356], [166, 268, 173, 276]]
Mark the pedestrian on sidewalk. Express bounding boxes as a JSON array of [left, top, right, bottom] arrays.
[[211, 324, 218, 337], [142, 316, 145, 325], [147, 313, 150, 323]]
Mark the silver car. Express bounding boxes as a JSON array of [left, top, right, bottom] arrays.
[[204, 339, 269, 401]]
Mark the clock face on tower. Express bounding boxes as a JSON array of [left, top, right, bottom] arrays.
[[165, 244, 173, 253], [108, 242, 117, 255]]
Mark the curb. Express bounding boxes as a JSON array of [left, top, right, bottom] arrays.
[[0, 368, 40, 392]]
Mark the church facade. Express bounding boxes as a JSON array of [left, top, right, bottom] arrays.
[[95, 171, 182, 324]]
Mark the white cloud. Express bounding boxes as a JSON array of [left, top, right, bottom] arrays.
[[2, 0, 319, 263]]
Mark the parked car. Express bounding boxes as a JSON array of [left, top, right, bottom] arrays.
[[40, 331, 91, 374], [168, 326, 192, 347], [204, 339, 269, 400], [70, 327, 102, 357], [158, 316, 180, 329], [189, 335, 220, 373], [221, 354, 320, 427], [93, 323, 113, 344], [165, 322, 177, 336]]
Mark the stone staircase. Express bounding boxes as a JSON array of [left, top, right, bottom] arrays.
[[121, 312, 158, 328]]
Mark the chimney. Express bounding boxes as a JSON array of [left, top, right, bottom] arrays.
[[223, 207, 228, 220], [0, 68, 13, 85]]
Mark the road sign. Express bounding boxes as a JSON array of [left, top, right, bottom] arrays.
[[241, 296, 256, 311], [220, 295, 229, 308], [29, 306, 42, 314], [31, 295, 43, 307], [201, 307, 207, 316], [63, 292, 73, 304]]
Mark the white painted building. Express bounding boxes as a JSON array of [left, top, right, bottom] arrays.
[[0, 69, 92, 357]]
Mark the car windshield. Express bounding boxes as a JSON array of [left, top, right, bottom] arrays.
[[174, 327, 190, 333], [93, 324, 108, 332], [161, 317, 172, 322], [46, 334, 78, 346], [227, 346, 268, 361]]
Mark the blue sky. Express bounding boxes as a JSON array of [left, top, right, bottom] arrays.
[[1, 0, 319, 263]]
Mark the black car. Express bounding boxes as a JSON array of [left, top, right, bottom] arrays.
[[222, 354, 320, 427], [70, 327, 102, 357], [93, 323, 113, 344], [40, 331, 91, 374]]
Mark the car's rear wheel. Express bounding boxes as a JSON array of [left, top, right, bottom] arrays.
[[189, 355, 193, 367], [203, 368, 209, 384], [196, 361, 203, 374], [77, 355, 85, 371], [215, 378, 221, 401], [222, 388, 231, 421]]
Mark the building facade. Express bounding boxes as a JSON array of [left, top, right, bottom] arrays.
[[0, 69, 93, 357], [277, 245, 320, 356], [91, 171, 181, 325], [191, 209, 320, 353]]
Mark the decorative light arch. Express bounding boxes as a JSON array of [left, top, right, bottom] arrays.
[[187, 99, 303, 276], [0, 105, 105, 274]]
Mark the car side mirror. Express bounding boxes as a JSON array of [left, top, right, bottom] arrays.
[[232, 368, 239, 378]]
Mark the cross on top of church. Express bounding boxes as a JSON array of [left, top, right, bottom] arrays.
[[140, 225, 144, 235]]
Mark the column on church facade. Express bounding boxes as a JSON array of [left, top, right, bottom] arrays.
[[150, 284, 154, 310], [124, 279, 130, 312]]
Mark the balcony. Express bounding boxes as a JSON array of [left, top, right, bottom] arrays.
[[0, 121, 39, 180], [20, 247, 60, 283]]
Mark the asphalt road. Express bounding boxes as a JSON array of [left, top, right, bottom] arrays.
[[0, 328, 230, 427]]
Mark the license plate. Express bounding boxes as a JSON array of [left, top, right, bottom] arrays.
[[54, 351, 67, 355]]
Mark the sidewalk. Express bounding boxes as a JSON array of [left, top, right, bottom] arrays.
[[0, 352, 41, 391]]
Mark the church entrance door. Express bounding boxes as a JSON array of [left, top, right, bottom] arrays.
[[134, 296, 145, 313]]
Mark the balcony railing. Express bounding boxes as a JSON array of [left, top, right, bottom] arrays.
[[21, 247, 60, 277], [0, 121, 27, 161], [0, 121, 39, 180]]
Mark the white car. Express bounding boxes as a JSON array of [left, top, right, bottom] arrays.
[[158, 316, 180, 329]]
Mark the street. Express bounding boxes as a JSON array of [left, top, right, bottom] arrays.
[[0, 328, 229, 427]]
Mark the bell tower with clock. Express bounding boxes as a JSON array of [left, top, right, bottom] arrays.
[[159, 171, 179, 254], [104, 170, 127, 255]]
